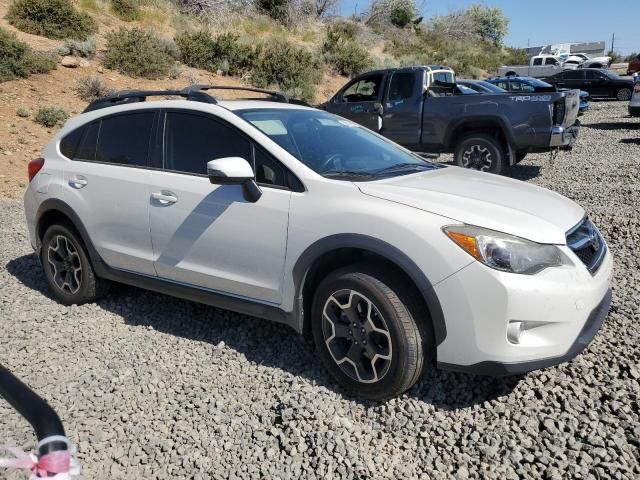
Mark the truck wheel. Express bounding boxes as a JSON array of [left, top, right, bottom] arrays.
[[311, 265, 431, 401], [454, 134, 506, 174], [616, 88, 632, 101]]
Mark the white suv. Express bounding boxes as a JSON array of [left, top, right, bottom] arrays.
[[24, 86, 613, 400]]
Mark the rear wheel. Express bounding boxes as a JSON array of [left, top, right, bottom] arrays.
[[617, 88, 632, 101], [311, 265, 431, 400], [454, 133, 506, 174], [41, 223, 109, 305]]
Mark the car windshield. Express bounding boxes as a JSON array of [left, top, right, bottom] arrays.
[[236, 108, 443, 180]]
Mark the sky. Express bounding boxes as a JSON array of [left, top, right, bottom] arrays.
[[338, 0, 639, 55]]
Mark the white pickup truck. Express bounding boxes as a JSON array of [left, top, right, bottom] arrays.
[[498, 55, 576, 78]]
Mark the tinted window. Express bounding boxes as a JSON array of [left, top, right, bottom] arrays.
[[432, 71, 454, 83], [511, 81, 534, 92], [95, 113, 154, 166], [533, 58, 543, 66], [164, 112, 251, 175], [254, 147, 288, 187], [563, 70, 584, 80], [495, 81, 509, 90], [75, 121, 99, 161], [388, 72, 415, 101], [545, 57, 558, 65], [60, 126, 85, 159], [586, 70, 605, 80], [342, 75, 383, 102]]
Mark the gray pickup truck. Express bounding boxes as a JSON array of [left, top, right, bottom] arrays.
[[324, 65, 580, 174]]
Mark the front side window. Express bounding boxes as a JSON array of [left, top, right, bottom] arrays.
[[341, 75, 383, 102], [164, 112, 251, 175], [545, 57, 559, 65], [533, 58, 543, 66], [237, 109, 443, 181], [95, 112, 154, 167]]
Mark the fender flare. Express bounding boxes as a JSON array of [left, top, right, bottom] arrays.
[[291, 234, 447, 346], [444, 115, 515, 150]]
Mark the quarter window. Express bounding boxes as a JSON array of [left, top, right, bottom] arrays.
[[75, 122, 100, 161], [388, 73, 415, 101], [59, 126, 85, 159], [95, 112, 154, 167], [164, 112, 251, 175]]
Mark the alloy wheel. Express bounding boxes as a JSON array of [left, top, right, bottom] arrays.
[[47, 235, 82, 294], [617, 88, 632, 101], [321, 289, 392, 384], [462, 145, 494, 171]]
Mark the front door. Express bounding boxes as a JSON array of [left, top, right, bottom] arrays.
[[148, 110, 291, 304], [62, 110, 157, 275], [326, 73, 386, 132]]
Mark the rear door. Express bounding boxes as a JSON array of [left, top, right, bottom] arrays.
[[326, 73, 386, 132], [147, 110, 292, 304], [585, 70, 610, 97], [62, 110, 157, 275], [381, 70, 423, 148], [554, 69, 584, 89]]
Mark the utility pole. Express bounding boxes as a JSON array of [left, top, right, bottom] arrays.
[[611, 32, 615, 54]]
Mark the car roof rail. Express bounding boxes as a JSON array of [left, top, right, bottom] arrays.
[[182, 84, 290, 103], [83, 89, 217, 112]]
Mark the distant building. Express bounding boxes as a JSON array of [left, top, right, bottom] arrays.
[[525, 41, 606, 57]]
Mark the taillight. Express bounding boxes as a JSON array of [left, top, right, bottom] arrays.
[[28, 157, 45, 182], [552, 100, 565, 125]]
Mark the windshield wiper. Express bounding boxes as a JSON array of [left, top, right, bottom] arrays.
[[373, 162, 436, 176], [322, 170, 376, 180]]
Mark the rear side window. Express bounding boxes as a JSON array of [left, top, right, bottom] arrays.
[[95, 112, 154, 167], [164, 112, 252, 175], [533, 58, 543, 66], [75, 122, 100, 161], [388, 73, 415, 101], [563, 70, 584, 80], [59, 127, 85, 159]]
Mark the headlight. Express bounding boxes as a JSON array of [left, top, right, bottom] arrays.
[[443, 225, 572, 275]]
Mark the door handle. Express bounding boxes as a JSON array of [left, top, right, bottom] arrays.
[[151, 191, 177, 205], [69, 176, 88, 189]]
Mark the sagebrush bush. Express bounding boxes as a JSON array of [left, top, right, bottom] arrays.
[[175, 31, 254, 76], [6, 0, 97, 40], [103, 27, 176, 79], [0, 27, 56, 82], [257, 0, 289, 21], [389, 0, 416, 28], [16, 106, 30, 117], [57, 36, 96, 58], [322, 21, 372, 76], [111, 0, 141, 21], [34, 106, 68, 127], [251, 38, 321, 101], [74, 76, 116, 101]]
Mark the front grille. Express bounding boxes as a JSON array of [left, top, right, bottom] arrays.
[[566, 218, 606, 274]]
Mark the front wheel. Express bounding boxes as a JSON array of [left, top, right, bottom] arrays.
[[311, 265, 431, 400], [616, 88, 632, 101], [454, 133, 506, 174]]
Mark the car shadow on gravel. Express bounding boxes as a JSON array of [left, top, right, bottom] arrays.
[[619, 138, 640, 145], [504, 165, 541, 181], [582, 121, 640, 130], [6, 253, 520, 408]]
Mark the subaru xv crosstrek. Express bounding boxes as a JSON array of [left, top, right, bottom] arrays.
[[24, 86, 613, 400]]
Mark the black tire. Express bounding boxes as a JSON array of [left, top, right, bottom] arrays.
[[616, 88, 632, 101], [311, 264, 432, 401], [41, 223, 109, 305], [454, 133, 506, 174]]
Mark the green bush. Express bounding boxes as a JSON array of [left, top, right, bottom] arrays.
[[257, 0, 289, 21], [251, 38, 322, 102], [34, 106, 68, 127], [16, 106, 30, 117], [0, 27, 56, 82], [389, 0, 416, 28], [322, 21, 372, 76], [74, 76, 116, 101], [103, 27, 176, 79], [175, 31, 254, 76], [6, 0, 97, 40], [57, 36, 96, 58], [111, 0, 141, 21]]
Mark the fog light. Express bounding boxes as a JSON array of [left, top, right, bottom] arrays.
[[507, 321, 525, 344]]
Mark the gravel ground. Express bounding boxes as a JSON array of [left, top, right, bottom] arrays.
[[1, 101, 639, 479]]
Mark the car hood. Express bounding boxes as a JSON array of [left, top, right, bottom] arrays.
[[357, 167, 585, 244]]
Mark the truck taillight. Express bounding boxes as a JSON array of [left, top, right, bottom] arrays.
[[28, 157, 45, 182], [552, 101, 565, 125]]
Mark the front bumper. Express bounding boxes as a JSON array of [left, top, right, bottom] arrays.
[[549, 123, 579, 148], [434, 245, 613, 375]]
